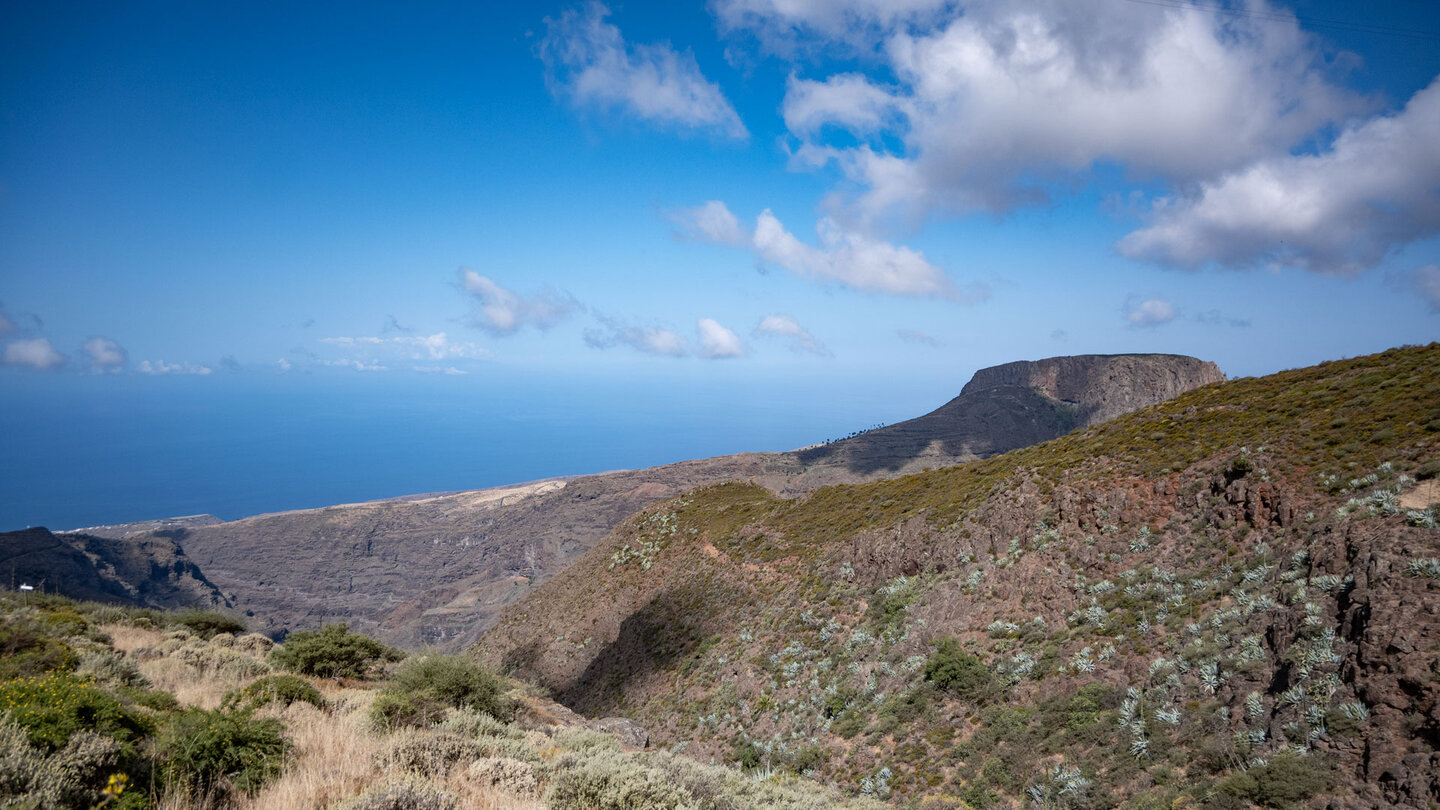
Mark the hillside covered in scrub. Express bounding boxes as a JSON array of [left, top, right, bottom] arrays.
[[475, 343, 1440, 808], [94, 353, 1220, 649], [0, 590, 882, 809]]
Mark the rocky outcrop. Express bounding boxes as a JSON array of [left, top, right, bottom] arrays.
[[795, 353, 1224, 476], [0, 527, 227, 610]]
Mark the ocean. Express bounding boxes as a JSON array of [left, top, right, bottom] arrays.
[[1, 369, 949, 531]]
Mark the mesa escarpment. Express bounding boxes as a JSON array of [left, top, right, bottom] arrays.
[[794, 353, 1224, 478], [474, 344, 1439, 808], [111, 353, 1221, 648]]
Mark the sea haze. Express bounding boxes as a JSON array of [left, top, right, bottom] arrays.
[[1, 369, 953, 531]]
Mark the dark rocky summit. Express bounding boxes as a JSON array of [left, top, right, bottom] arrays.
[[0, 526, 227, 609]]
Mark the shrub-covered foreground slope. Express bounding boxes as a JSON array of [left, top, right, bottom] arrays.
[[0, 592, 879, 809], [475, 344, 1440, 808]]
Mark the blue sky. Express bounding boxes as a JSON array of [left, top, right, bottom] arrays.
[[2, 1, 1438, 527]]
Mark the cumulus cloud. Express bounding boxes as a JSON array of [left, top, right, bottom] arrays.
[[322, 332, 489, 361], [673, 200, 749, 246], [697, 318, 746, 358], [755, 314, 828, 355], [678, 201, 983, 300], [769, 1, 1362, 224], [1408, 265, 1440, 312], [137, 360, 213, 376], [1124, 296, 1177, 328], [460, 270, 575, 335], [83, 337, 127, 373], [1119, 76, 1440, 275], [542, 2, 747, 138], [584, 318, 689, 357], [2, 338, 66, 370]]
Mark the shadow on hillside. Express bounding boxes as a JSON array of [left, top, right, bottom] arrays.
[[558, 587, 708, 717], [795, 387, 1080, 476]]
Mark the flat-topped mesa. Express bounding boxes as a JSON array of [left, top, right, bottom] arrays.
[[960, 353, 1226, 426]]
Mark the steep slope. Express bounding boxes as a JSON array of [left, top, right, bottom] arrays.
[[475, 344, 1440, 808], [0, 526, 227, 609], [121, 353, 1220, 648], [795, 353, 1224, 477]]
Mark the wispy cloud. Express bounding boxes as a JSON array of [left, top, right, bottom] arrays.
[[324, 359, 388, 372], [137, 359, 213, 376], [460, 270, 575, 335], [321, 332, 489, 360], [2, 338, 66, 370], [896, 328, 941, 347], [584, 317, 689, 357], [755, 314, 828, 355], [541, 2, 747, 139], [83, 337, 127, 373], [1406, 264, 1440, 312], [678, 201, 985, 301]]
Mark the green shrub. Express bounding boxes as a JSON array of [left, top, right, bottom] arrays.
[[0, 672, 152, 752], [156, 707, 288, 798], [0, 619, 77, 680], [1215, 753, 1332, 808], [924, 638, 996, 703], [369, 691, 448, 732], [270, 624, 402, 679], [223, 674, 326, 712], [0, 719, 125, 810], [369, 654, 509, 730], [468, 756, 539, 798], [173, 611, 247, 640]]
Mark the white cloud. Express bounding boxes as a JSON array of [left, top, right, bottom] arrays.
[[585, 320, 689, 357], [542, 2, 747, 139], [673, 200, 749, 246], [137, 360, 214, 376], [414, 365, 469, 375], [323, 359, 388, 372], [678, 200, 983, 300], [322, 332, 489, 361], [83, 337, 127, 373], [1119, 76, 1440, 275], [0, 310, 13, 337], [755, 314, 827, 355], [460, 270, 575, 335], [2, 338, 66, 370], [276, 359, 294, 372], [697, 318, 746, 358], [1410, 265, 1440, 312], [1124, 296, 1177, 328], [771, 1, 1362, 223]]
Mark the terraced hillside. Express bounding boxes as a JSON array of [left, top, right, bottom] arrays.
[[475, 344, 1440, 808]]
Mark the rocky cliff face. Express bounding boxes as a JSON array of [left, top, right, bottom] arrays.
[[794, 353, 1224, 477], [117, 353, 1221, 648], [0, 526, 227, 610]]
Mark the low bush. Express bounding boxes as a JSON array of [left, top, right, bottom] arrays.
[[369, 654, 509, 730], [270, 624, 402, 679], [0, 672, 152, 752], [333, 774, 459, 810], [0, 619, 77, 680], [924, 638, 996, 703], [545, 749, 692, 810], [1215, 753, 1332, 809], [172, 610, 247, 640], [155, 707, 289, 798], [376, 730, 481, 777], [223, 674, 326, 712], [468, 756, 539, 797]]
